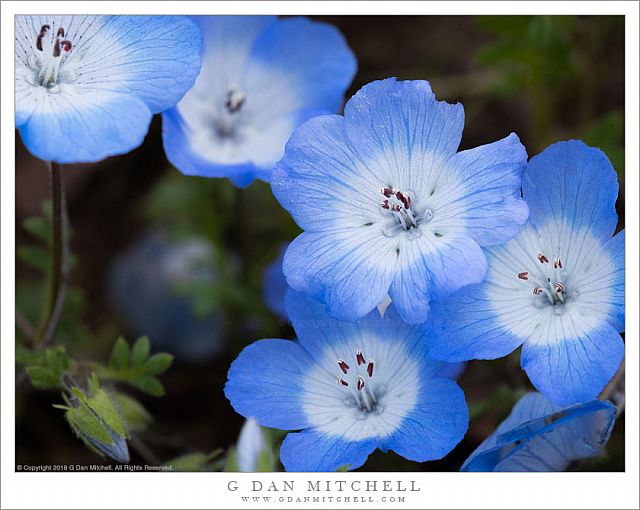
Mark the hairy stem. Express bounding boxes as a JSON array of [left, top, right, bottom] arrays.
[[37, 162, 69, 349]]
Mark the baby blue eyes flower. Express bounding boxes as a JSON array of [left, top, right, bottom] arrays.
[[461, 392, 617, 472], [224, 290, 468, 472], [236, 418, 266, 472], [15, 16, 201, 163], [271, 78, 528, 324], [162, 16, 357, 187], [262, 244, 288, 319], [425, 140, 624, 406]]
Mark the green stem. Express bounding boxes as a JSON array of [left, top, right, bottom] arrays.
[[37, 162, 69, 349]]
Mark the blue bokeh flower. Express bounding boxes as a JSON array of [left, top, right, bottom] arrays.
[[108, 230, 224, 363], [425, 140, 624, 405], [236, 418, 266, 472], [262, 244, 288, 319], [461, 392, 617, 471], [15, 16, 201, 163], [225, 290, 468, 471], [271, 78, 529, 324], [162, 16, 356, 187]]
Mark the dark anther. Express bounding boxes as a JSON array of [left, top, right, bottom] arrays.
[[60, 40, 72, 52], [337, 377, 349, 387], [537, 254, 549, 264], [36, 25, 50, 51], [57, 27, 65, 37], [225, 90, 245, 113], [518, 272, 529, 280], [337, 359, 350, 375], [53, 38, 61, 57], [356, 350, 365, 366], [357, 376, 365, 391], [366, 361, 374, 378]]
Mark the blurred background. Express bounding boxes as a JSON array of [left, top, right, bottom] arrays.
[[15, 15, 625, 471]]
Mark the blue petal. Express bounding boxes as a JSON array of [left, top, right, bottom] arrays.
[[444, 133, 528, 246], [271, 114, 380, 232], [224, 339, 311, 430], [262, 245, 289, 319], [161, 107, 258, 186], [384, 378, 468, 462], [521, 322, 624, 405], [424, 284, 524, 362], [283, 228, 398, 321], [247, 17, 356, 114], [93, 16, 202, 113], [523, 140, 620, 241], [19, 90, 152, 163], [462, 393, 617, 472], [343, 79, 464, 185], [280, 429, 377, 472], [594, 230, 625, 332]]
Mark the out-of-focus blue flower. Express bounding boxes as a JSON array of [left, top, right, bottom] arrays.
[[225, 290, 468, 472], [108, 231, 224, 363], [15, 16, 201, 163], [461, 392, 617, 472], [425, 141, 624, 405], [271, 78, 528, 324], [237, 418, 266, 472], [162, 16, 357, 187], [262, 244, 288, 319]]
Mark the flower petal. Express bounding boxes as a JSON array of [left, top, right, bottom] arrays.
[[247, 17, 356, 115], [383, 378, 468, 462], [283, 228, 398, 321], [19, 88, 152, 163], [343, 78, 464, 196], [224, 339, 311, 430], [521, 322, 624, 405], [437, 133, 528, 246], [280, 429, 377, 472], [271, 115, 381, 231], [523, 140, 620, 241], [425, 284, 524, 362]]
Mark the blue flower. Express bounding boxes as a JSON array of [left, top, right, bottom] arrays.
[[224, 290, 468, 472], [461, 392, 617, 471], [262, 244, 289, 319], [425, 140, 625, 405], [15, 16, 201, 163], [162, 16, 356, 187], [236, 418, 266, 472], [108, 230, 224, 363], [271, 78, 528, 324]]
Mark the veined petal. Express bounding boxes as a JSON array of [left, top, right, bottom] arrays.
[[437, 133, 528, 246], [425, 284, 524, 362], [280, 429, 377, 472], [343, 78, 464, 197], [523, 140, 620, 242], [271, 115, 381, 231], [224, 339, 311, 430], [283, 228, 398, 321], [521, 322, 624, 405], [384, 378, 468, 462], [246, 17, 356, 114], [19, 88, 152, 163]]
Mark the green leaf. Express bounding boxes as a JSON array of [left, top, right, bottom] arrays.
[[109, 337, 130, 370], [22, 216, 51, 243], [17, 245, 49, 272], [166, 453, 210, 472], [131, 336, 151, 366], [142, 353, 174, 375], [136, 376, 165, 397], [110, 392, 152, 433], [26, 366, 60, 389]]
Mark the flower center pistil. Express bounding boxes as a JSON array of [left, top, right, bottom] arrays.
[[336, 349, 379, 413], [215, 89, 247, 139], [32, 24, 73, 88], [517, 253, 569, 306], [381, 187, 418, 231]]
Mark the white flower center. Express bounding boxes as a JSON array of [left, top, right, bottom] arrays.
[[28, 24, 73, 89], [517, 253, 572, 312], [336, 349, 380, 414]]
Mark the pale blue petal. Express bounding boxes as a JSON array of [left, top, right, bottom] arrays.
[[224, 339, 311, 430], [383, 378, 468, 462], [283, 229, 397, 321], [247, 17, 356, 114], [443, 133, 528, 246], [523, 140, 620, 241], [19, 89, 152, 163], [280, 429, 377, 472], [425, 284, 524, 362], [521, 322, 624, 405]]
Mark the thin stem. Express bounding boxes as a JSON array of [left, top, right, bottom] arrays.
[[37, 162, 69, 349], [129, 435, 161, 465]]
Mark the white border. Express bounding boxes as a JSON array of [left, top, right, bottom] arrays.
[[2, 2, 638, 509]]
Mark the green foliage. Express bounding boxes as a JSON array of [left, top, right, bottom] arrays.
[[582, 111, 625, 179], [24, 346, 70, 389], [165, 449, 224, 472], [110, 392, 152, 432], [104, 336, 174, 396]]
